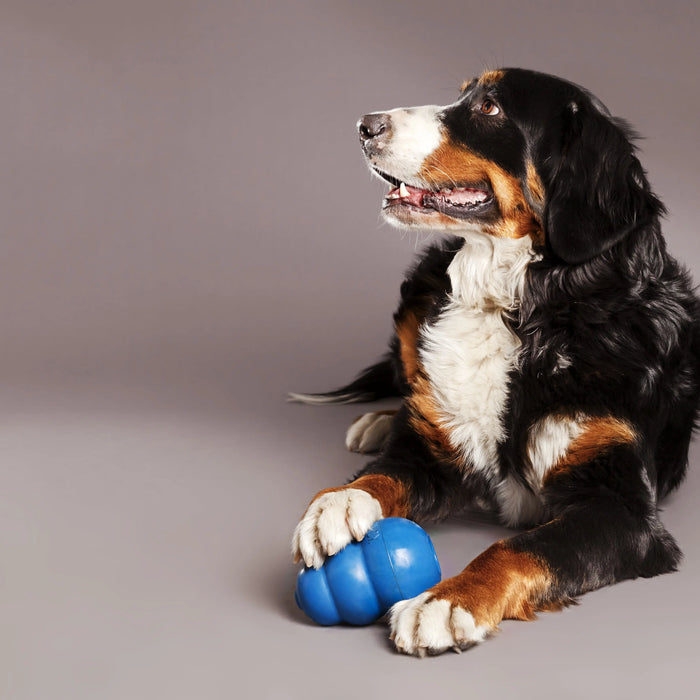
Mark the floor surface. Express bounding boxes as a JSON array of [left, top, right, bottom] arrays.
[[1, 2, 699, 698]]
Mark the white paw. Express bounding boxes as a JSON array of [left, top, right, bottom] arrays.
[[291, 488, 383, 569], [389, 592, 490, 657], [345, 411, 395, 453]]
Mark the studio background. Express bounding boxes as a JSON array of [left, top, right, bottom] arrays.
[[1, 1, 698, 698]]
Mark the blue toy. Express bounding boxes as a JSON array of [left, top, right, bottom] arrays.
[[294, 517, 441, 625]]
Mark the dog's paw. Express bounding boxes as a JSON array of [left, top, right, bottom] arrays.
[[345, 411, 395, 453], [388, 592, 491, 657], [292, 488, 383, 569]]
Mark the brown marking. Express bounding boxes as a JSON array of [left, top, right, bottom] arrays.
[[483, 215, 544, 245], [350, 474, 410, 517], [406, 372, 458, 461], [431, 541, 553, 629], [547, 417, 636, 481], [477, 69, 505, 87], [395, 309, 464, 466], [420, 138, 544, 244], [395, 310, 421, 384], [460, 79, 474, 92], [306, 474, 410, 519], [526, 160, 545, 207]]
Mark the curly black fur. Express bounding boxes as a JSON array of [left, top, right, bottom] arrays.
[[293, 68, 700, 625]]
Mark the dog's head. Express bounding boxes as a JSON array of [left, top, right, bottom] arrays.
[[359, 68, 663, 264]]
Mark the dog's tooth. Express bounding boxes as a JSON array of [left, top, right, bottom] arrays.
[[399, 182, 409, 198]]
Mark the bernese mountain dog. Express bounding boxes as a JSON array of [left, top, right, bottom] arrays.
[[290, 68, 700, 656]]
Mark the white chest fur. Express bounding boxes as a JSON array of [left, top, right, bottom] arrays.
[[419, 233, 535, 481]]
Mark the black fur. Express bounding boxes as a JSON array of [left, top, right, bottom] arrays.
[[288, 355, 400, 404], [293, 69, 699, 645]]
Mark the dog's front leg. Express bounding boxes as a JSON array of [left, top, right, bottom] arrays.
[[292, 406, 464, 569], [389, 445, 681, 656], [291, 473, 409, 569]]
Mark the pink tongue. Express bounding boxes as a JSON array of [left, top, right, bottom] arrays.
[[388, 184, 488, 208]]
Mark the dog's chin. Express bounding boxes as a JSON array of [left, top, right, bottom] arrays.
[[381, 198, 496, 233]]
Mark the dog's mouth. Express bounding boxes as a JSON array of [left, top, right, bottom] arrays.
[[374, 169, 494, 221]]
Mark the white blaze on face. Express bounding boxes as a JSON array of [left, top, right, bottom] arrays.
[[363, 102, 499, 234], [367, 105, 444, 185]]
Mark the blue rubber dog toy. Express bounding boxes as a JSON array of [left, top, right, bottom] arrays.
[[294, 517, 441, 625]]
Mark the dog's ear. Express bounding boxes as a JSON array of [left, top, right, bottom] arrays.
[[543, 101, 661, 265]]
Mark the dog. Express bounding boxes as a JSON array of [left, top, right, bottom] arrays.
[[290, 68, 700, 656]]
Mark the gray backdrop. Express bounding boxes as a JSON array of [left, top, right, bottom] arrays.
[[1, 1, 698, 698]]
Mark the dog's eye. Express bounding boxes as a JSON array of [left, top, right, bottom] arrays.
[[480, 99, 500, 116]]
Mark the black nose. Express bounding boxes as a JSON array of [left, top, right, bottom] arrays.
[[358, 113, 391, 145]]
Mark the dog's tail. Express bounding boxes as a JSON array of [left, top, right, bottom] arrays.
[[287, 355, 400, 405]]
